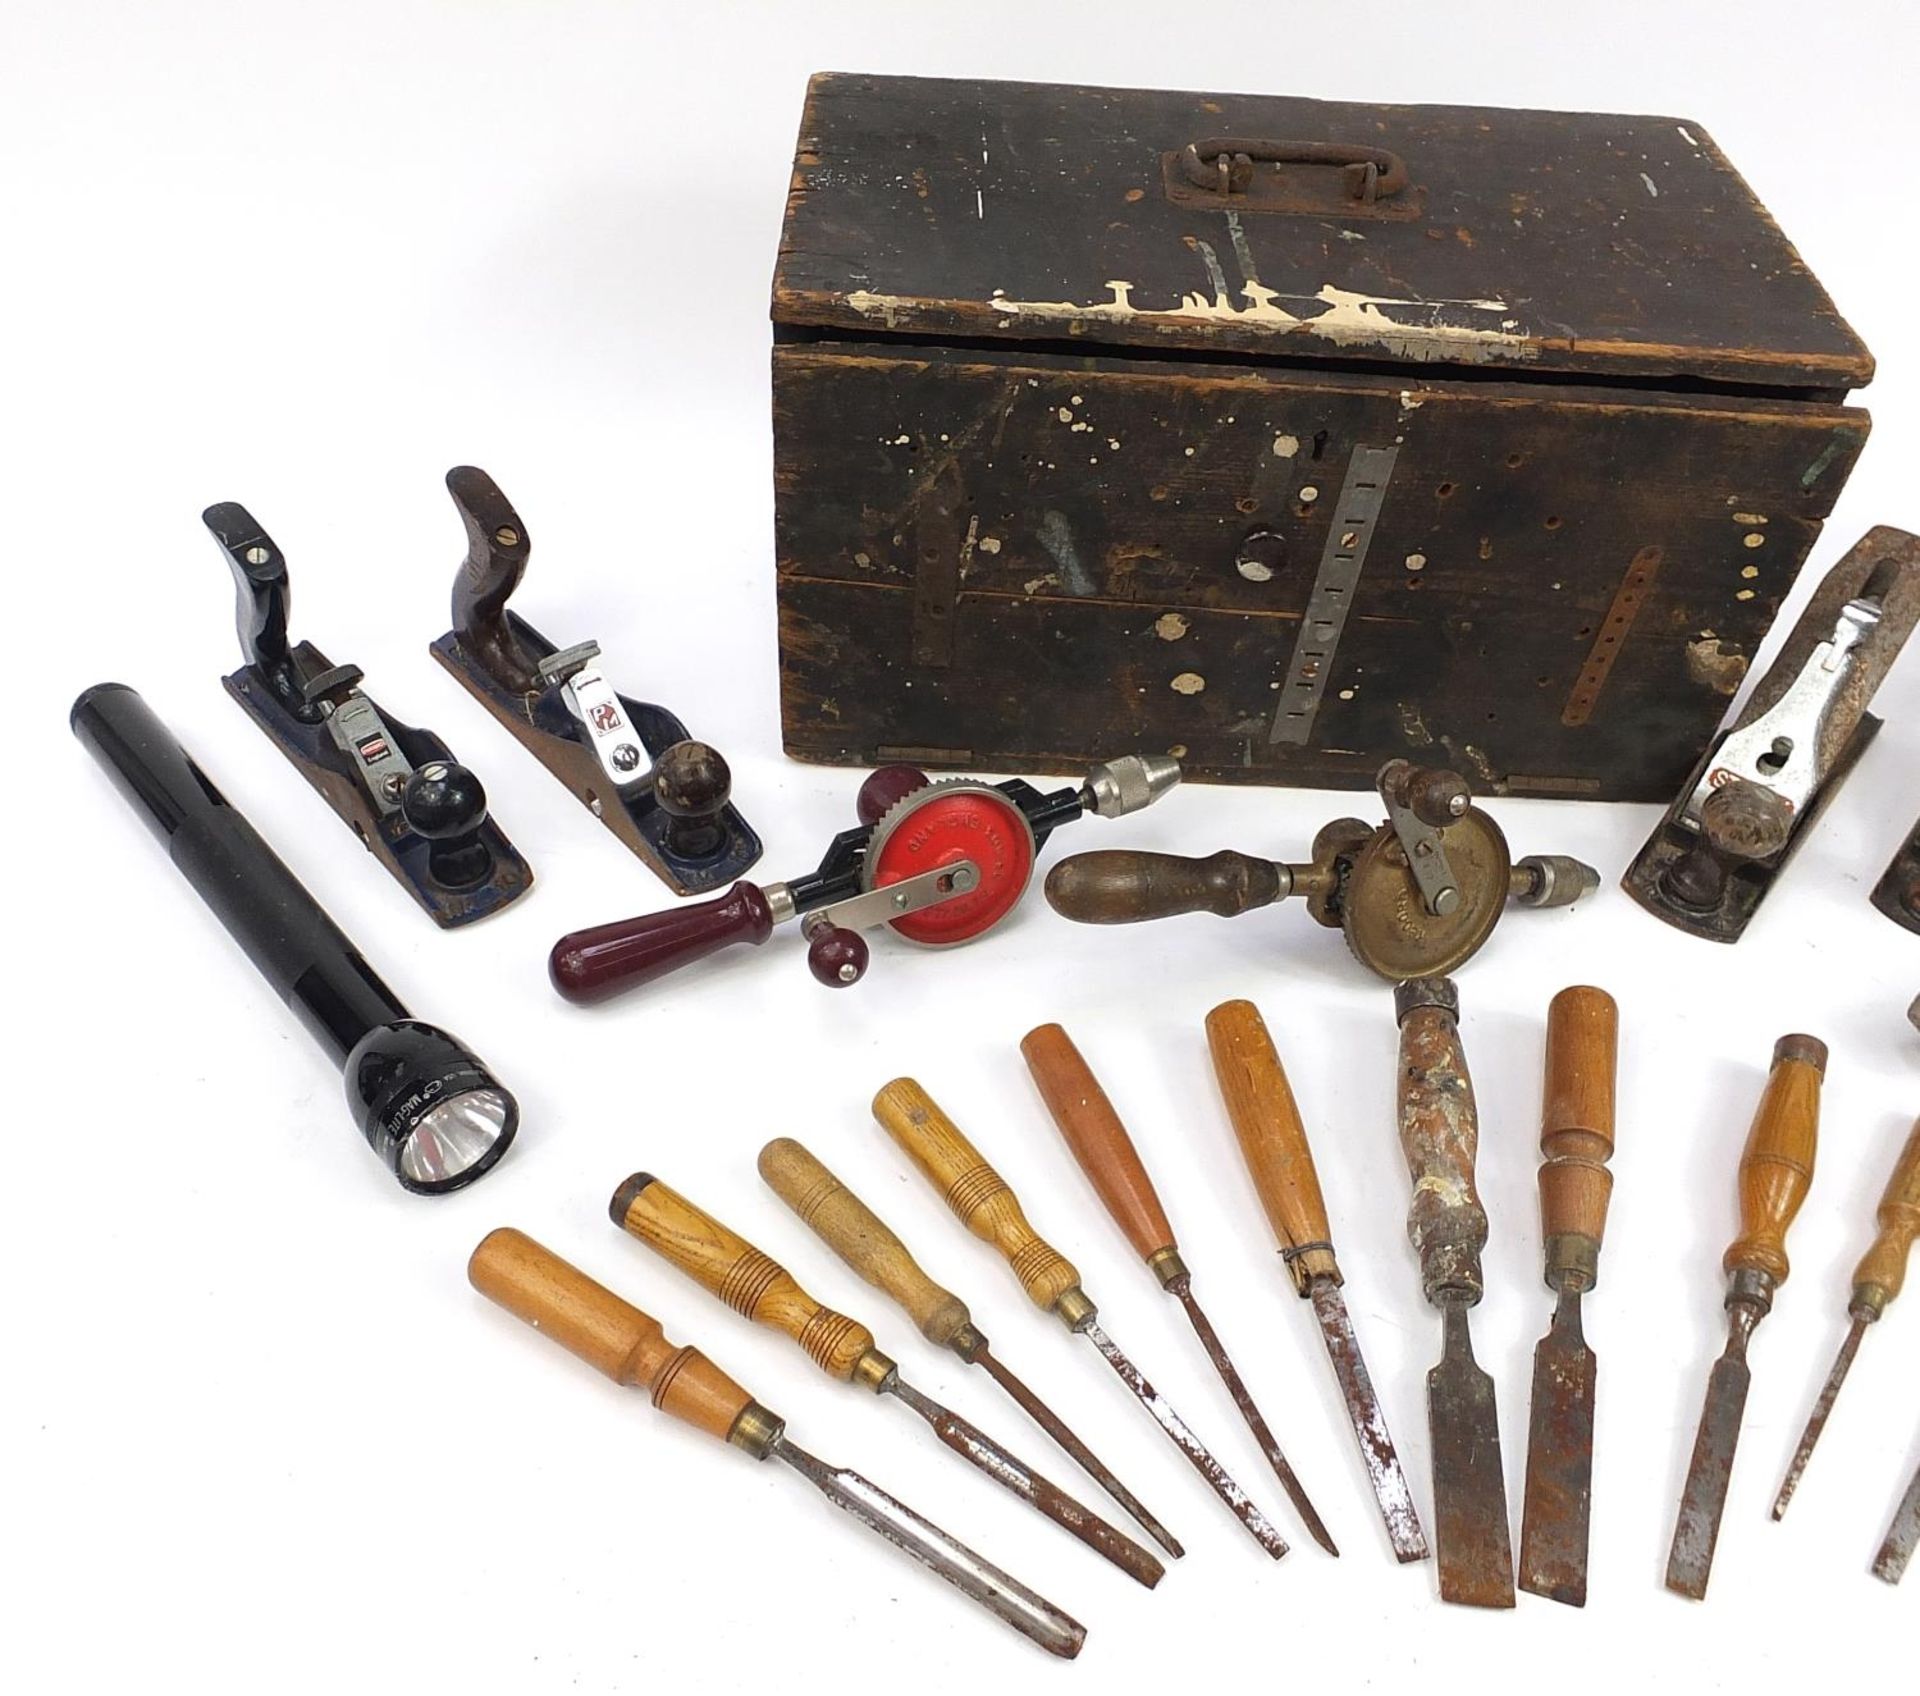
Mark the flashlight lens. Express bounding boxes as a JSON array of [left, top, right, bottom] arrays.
[[399, 1089, 514, 1189]]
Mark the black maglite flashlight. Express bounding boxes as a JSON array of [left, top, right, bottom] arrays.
[[72, 683, 519, 1194]]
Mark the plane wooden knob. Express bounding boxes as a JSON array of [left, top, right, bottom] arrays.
[[611, 1174, 891, 1387], [1205, 999, 1341, 1292], [758, 1137, 976, 1352], [874, 1078, 1092, 1326], [1851, 1115, 1920, 1318], [1020, 1024, 1177, 1272], [1538, 986, 1619, 1293], [1725, 1036, 1826, 1292], [467, 1227, 758, 1443]]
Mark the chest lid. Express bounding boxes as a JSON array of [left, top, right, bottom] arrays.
[[774, 73, 1871, 394]]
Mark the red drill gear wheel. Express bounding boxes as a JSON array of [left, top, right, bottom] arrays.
[[862, 780, 1038, 946]]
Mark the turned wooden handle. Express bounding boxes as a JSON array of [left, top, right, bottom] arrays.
[[467, 1227, 755, 1442], [1204, 999, 1339, 1292], [1851, 1115, 1920, 1316], [1020, 1024, 1176, 1268], [548, 882, 777, 1005], [611, 1175, 882, 1383], [1045, 850, 1286, 924], [874, 1078, 1088, 1320], [1538, 986, 1620, 1292], [1725, 1036, 1827, 1287], [758, 1137, 975, 1350], [1394, 980, 1489, 1307]]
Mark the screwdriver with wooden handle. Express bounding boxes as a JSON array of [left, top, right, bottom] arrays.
[[1394, 977, 1514, 1608], [1518, 985, 1620, 1608], [1666, 1034, 1826, 1600], [875, 1077, 1290, 1559], [609, 1173, 1164, 1587], [467, 1228, 1086, 1657], [1020, 1021, 1338, 1555], [758, 1135, 1183, 1559], [1205, 998, 1431, 1564], [1771, 1113, 1920, 1518]]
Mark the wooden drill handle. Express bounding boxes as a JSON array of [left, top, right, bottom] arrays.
[[1394, 980, 1489, 1306], [548, 883, 777, 1005], [1204, 999, 1339, 1292], [1044, 850, 1286, 924], [467, 1227, 755, 1442], [1851, 1115, 1920, 1316], [758, 1137, 975, 1350], [1020, 1024, 1177, 1268], [1538, 986, 1620, 1292], [1725, 1035, 1827, 1287], [873, 1078, 1089, 1320], [611, 1175, 882, 1383]]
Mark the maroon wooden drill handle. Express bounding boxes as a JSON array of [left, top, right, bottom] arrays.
[[549, 881, 776, 1004]]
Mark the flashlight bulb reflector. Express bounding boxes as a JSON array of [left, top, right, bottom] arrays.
[[345, 1021, 519, 1195]]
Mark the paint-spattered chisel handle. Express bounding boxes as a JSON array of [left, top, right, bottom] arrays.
[[612, 1174, 888, 1385], [1851, 1116, 1920, 1317], [1725, 1036, 1826, 1289], [1045, 850, 1288, 923], [1020, 1024, 1179, 1274], [758, 1137, 977, 1351], [1204, 999, 1340, 1293], [468, 1227, 762, 1443], [1538, 986, 1619, 1293], [1394, 978, 1489, 1306], [875, 1079, 1092, 1324]]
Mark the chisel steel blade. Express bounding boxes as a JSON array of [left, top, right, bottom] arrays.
[[1518, 1290, 1596, 1606], [772, 1436, 1087, 1659], [1428, 1305, 1515, 1608], [1309, 1278, 1429, 1562], [1666, 1348, 1751, 1599], [1873, 1458, 1920, 1585], [1771, 1317, 1865, 1520]]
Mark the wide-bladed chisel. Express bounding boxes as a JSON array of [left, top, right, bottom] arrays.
[[1204, 998, 1430, 1564], [468, 1228, 1086, 1657], [1020, 1021, 1338, 1555], [1518, 985, 1620, 1607], [875, 1077, 1291, 1559], [758, 1134, 1183, 1558], [1666, 1034, 1825, 1600], [610, 1173, 1164, 1587], [1394, 976, 1514, 1607], [1874, 1453, 1920, 1584], [1772, 1114, 1920, 1518]]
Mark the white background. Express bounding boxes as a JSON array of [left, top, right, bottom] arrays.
[[5, 3, 1916, 1688]]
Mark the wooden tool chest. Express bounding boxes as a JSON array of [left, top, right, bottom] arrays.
[[771, 74, 1872, 799]]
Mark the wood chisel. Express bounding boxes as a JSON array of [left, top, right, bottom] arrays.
[[1519, 986, 1620, 1607], [467, 1228, 1086, 1657], [1772, 1114, 1920, 1518], [1874, 1454, 1920, 1584], [609, 1173, 1164, 1587], [758, 1135, 1184, 1558], [1394, 977, 1515, 1607], [1665, 1034, 1826, 1599], [875, 1078, 1291, 1559], [1204, 998, 1431, 1564], [1019, 1021, 1338, 1555]]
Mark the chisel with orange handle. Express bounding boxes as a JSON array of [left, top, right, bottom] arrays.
[[466, 1227, 1086, 1657], [1020, 1021, 1337, 1555], [1666, 1034, 1826, 1599], [1205, 997, 1431, 1565], [874, 1077, 1290, 1559], [758, 1135, 1183, 1558], [1771, 1113, 1920, 1519], [608, 1174, 1164, 1587]]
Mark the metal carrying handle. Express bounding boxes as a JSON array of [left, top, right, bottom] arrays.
[[1178, 137, 1409, 202]]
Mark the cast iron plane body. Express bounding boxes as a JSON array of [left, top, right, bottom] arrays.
[[773, 75, 1872, 798], [208, 500, 532, 928]]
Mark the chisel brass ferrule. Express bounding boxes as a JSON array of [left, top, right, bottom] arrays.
[[727, 1403, 786, 1460]]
